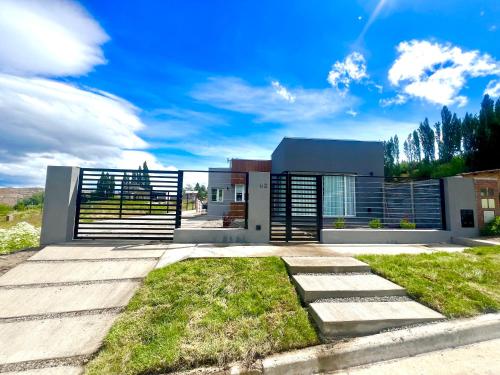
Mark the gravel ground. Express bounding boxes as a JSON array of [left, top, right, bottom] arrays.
[[0, 248, 38, 276]]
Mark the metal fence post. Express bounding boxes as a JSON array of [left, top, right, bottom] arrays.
[[285, 173, 292, 241], [439, 178, 447, 230], [244, 172, 249, 229], [119, 175, 124, 219], [73, 168, 84, 239], [316, 175, 323, 241], [175, 171, 184, 228]]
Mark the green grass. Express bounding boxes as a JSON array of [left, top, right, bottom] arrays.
[[357, 246, 500, 317], [85, 257, 318, 375], [0, 206, 42, 229]]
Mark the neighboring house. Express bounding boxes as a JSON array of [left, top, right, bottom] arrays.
[[207, 160, 272, 219], [460, 169, 500, 229]]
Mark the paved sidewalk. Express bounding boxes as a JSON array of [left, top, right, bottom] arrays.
[[0, 243, 167, 374], [330, 338, 500, 375], [156, 242, 466, 268]]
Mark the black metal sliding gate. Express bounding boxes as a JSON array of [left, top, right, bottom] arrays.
[[74, 168, 182, 240], [270, 174, 322, 242]]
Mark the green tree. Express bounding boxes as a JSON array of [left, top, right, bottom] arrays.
[[393, 135, 400, 164], [142, 161, 151, 189], [412, 130, 421, 162], [434, 121, 443, 160], [418, 118, 435, 162]]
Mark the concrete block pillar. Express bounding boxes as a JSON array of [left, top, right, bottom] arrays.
[[246, 172, 270, 243], [443, 176, 479, 238], [40, 166, 80, 245]]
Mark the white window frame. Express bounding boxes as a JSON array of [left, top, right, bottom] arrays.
[[211, 188, 224, 203], [323, 175, 356, 218], [234, 184, 245, 202]]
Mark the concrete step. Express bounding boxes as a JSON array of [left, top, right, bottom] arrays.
[[292, 274, 406, 303], [310, 301, 445, 337], [282, 256, 370, 274]]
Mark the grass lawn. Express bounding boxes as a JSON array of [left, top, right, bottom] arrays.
[[85, 257, 319, 375], [0, 206, 42, 229], [358, 246, 500, 318]]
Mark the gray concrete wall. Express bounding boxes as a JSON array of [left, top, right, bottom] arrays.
[[443, 176, 479, 237], [40, 166, 80, 245], [207, 167, 233, 218], [321, 229, 452, 244], [245, 172, 270, 243], [173, 228, 249, 243], [271, 138, 384, 176]]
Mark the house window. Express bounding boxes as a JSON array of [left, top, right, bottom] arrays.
[[323, 175, 356, 217], [235, 184, 245, 202], [480, 188, 495, 209], [211, 188, 224, 202]]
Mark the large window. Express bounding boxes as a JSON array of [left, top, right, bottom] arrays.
[[323, 175, 356, 217], [211, 188, 224, 202], [235, 184, 245, 202]]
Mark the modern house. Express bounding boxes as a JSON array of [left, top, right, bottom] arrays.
[[207, 138, 384, 225], [207, 137, 443, 231]]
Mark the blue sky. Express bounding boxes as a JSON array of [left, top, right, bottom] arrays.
[[0, 0, 499, 186]]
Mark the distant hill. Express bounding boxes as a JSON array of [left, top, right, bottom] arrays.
[[0, 188, 44, 206]]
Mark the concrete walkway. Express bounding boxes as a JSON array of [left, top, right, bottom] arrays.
[[329, 338, 500, 375], [284, 256, 444, 337], [0, 243, 168, 374]]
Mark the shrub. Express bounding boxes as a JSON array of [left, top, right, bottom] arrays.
[[400, 218, 416, 229], [334, 218, 345, 229], [0, 203, 11, 216], [481, 216, 500, 236], [369, 219, 383, 229], [0, 222, 40, 254], [14, 192, 44, 211]]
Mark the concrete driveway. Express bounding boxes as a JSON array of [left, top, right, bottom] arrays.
[[0, 242, 168, 374]]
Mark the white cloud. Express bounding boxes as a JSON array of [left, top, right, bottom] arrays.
[[386, 40, 500, 106], [327, 52, 368, 94], [271, 80, 296, 103], [484, 80, 500, 97], [0, 0, 109, 76], [192, 77, 356, 124], [346, 109, 358, 117], [0, 74, 167, 185]]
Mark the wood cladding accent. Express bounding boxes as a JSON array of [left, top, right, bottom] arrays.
[[231, 159, 271, 184], [228, 202, 246, 219]]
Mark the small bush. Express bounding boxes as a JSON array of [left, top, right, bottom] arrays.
[[14, 192, 44, 211], [369, 219, 383, 229], [400, 218, 416, 229], [481, 216, 500, 236], [0, 203, 11, 216], [0, 222, 40, 255], [334, 218, 345, 229]]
